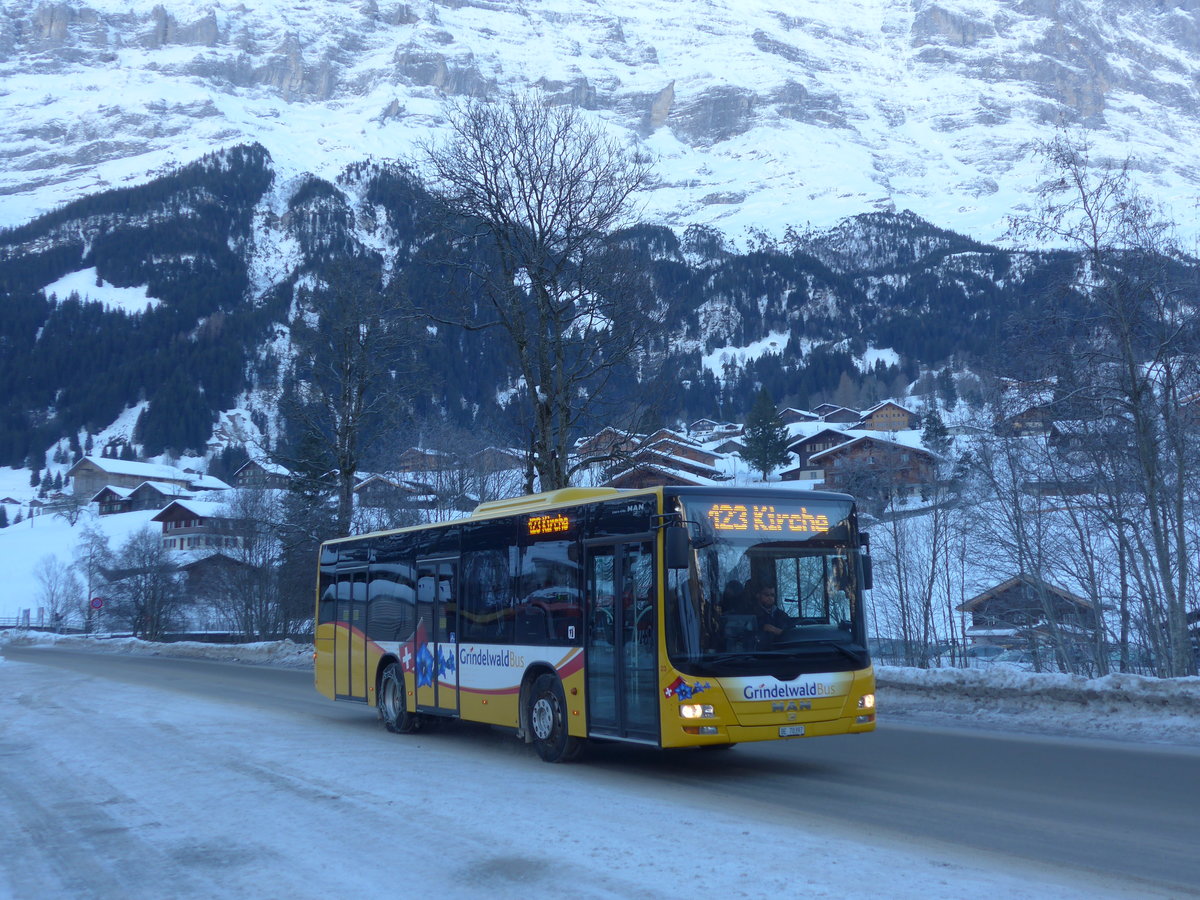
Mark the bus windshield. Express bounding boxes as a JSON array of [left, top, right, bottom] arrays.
[[665, 493, 869, 677]]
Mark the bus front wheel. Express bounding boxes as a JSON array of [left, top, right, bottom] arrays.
[[527, 674, 582, 763], [378, 662, 419, 734]]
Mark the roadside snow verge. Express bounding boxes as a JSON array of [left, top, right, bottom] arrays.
[[0, 631, 314, 668], [879, 664, 1200, 745]]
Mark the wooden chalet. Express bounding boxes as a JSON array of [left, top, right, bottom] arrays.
[[151, 500, 243, 553], [957, 575, 1097, 649], [809, 435, 939, 494], [394, 447, 452, 474], [857, 401, 916, 432], [778, 408, 819, 425], [811, 403, 861, 424], [604, 463, 715, 489], [68, 456, 194, 498], [467, 446, 526, 473], [575, 427, 640, 462], [68, 456, 231, 500], [353, 474, 419, 509], [91, 485, 135, 516], [711, 437, 746, 455], [783, 427, 858, 481], [127, 481, 193, 511], [638, 432, 720, 467], [232, 460, 291, 490]]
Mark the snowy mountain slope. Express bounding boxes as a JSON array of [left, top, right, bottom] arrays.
[[4, 0, 1200, 243]]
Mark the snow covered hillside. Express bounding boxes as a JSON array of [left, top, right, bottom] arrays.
[[4, 0, 1200, 243]]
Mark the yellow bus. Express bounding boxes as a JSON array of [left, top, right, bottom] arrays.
[[314, 486, 876, 761]]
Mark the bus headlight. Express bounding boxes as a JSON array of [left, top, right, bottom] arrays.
[[857, 693, 875, 710], [680, 704, 714, 719]]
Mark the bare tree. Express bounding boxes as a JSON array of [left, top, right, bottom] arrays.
[[34, 554, 82, 632], [415, 91, 660, 490], [187, 488, 290, 640], [103, 527, 186, 641], [1009, 131, 1200, 676], [72, 522, 111, 634]]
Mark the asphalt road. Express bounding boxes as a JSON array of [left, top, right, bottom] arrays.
[[5, 643, 1198, 896]]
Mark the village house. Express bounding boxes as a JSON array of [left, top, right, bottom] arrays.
[[353, 474, 419, 509], [466, 446, 526, 474], [152, 499, 244, 553], [394, 447, 453, 474], [604, 462, 720, 489], [857, 401, 917, 432], [957, 575, 1097, 655], [781, 427, 861, 481], [68, 456, 231, 500], [811, 403, 861, 424], [232, 459, 291, 490], [575, 427, 641, 462], [638, 430, 721, 467], [810, 434, 939, 495], [91, 485, 135, 516], [778, 408, 819, 425], [127, 481, 194, 512]]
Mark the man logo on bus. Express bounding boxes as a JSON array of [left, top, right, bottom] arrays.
[[664, 677, 711, 700]]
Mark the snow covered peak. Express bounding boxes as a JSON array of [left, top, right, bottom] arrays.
[[4, 0, 1200, 243]]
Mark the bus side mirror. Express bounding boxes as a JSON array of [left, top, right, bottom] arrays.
[[665, 526, 690, 569], [859, 532, 872, 590]]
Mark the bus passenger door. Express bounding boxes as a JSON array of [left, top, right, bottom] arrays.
[[335, 570, 369, 701], [584, 541, 658, 742], [415, 558, 459, 714]]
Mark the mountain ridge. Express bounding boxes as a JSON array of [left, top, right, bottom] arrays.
[[5, 0, 1200, 242]]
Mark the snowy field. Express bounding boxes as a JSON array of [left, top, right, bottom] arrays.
[[3, 633, 1192, 899]]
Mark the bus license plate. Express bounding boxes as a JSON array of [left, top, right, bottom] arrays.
[[779, 725, 805, 737]]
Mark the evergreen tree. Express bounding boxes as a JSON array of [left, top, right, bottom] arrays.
[[30, 468, 40, 488], [0, 506, 8, 528], [742, 389, 791, 479], [921, 409, 952, 455]]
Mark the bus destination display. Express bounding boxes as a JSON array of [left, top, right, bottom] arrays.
[[528, 513, 571, 536], [706, 503, 831, 534]]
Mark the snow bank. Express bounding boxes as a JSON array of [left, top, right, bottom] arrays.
[[0, 631, 313, 669], [5, 631, 1199, 745], [878, 664, 1200, 746]]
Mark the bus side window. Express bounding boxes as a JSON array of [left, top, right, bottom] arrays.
[[461, 520, 516, 643]]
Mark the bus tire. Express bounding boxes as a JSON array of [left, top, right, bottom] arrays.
[[528, 673, 582, 763], [378, 662, 418, 734]]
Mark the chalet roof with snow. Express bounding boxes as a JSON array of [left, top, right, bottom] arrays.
[[150, 499, 231, 522], [233, 459, 291, 477], [603, 462, 722, 489], [857, 401, 917, 431], [957, 575, 1091, 613], [68, 456, 187, 482], [807, 432, 936, 463]]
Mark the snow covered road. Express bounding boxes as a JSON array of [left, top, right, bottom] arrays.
[[0, 647, 1195, 899]]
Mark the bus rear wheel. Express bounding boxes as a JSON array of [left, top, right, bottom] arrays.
[[528, 674, 582, 763], [378, 662, 418, 734]]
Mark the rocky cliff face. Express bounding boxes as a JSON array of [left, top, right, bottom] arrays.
[[3, 0, 1200, 242]]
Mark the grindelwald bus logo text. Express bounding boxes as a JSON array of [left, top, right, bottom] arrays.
[[743, 681, 839, 701], [460, 647, 526, 668]]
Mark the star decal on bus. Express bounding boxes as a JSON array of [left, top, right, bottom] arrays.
[[664, 677, 712, 700]]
